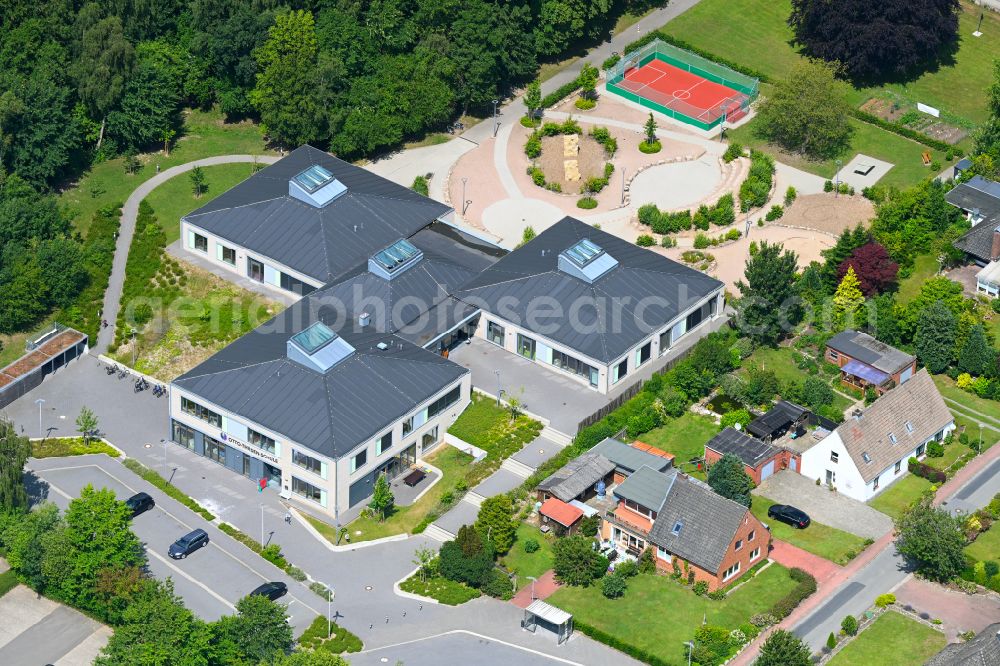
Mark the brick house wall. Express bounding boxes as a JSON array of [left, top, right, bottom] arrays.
[[704, 447, 802, 485]]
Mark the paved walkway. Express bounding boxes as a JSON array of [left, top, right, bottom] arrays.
[[894, 576, 1000, 642], [93, 154, 281, 354], [510, 570, 561, 609], [0, 585, 111, 666], [768, 539, 842, 589]]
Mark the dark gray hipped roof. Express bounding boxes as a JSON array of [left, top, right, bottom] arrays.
[[537, 452, 616, 502], [948, 177, 1000, 262], [747, 400, 810, 439], [183, 145, 452, 283], [648, 473, 751, 573], [827, 330, 915, 374], [456, 217, 723, 363], [174, 290, 467, 460], [705, 428, 780, 468], [590, 437, 673, 474], [954, 222, 1000, 263], [926, 623, 1000, 666], [614, 465, 676, 510]]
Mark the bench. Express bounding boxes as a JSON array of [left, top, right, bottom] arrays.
[[853, 162, 875, 176], [403, 469, 426, 487]]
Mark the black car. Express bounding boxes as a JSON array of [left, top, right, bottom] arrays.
[[125, 492, 155, 517], [168, 529, 209, 559], [767, 504, 811, 529], [249, 581, 288, 601]]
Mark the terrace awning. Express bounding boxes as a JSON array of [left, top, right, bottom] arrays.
[[842, 359, 890, 385]]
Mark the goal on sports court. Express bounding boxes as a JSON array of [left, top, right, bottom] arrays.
[[606, 39, 759, 131]]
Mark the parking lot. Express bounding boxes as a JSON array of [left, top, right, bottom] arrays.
[[0, 583, 111, 666], [27, 454, 323, 632]]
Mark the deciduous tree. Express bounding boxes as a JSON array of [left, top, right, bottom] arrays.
[[756, 629, 811, 666], [212, 594, 294, 665], [838, 242, 898, 296], [914, 300, 956, 374], [895, 499, 966, 582], [475, 494, 516, 554], [369, 473, 394, 521], [552, 534, 607, 586], [706, 454, 753, 507], [524, 80, 541, 120], [0, 419, 32, 512], [75, 406, 99, 444]]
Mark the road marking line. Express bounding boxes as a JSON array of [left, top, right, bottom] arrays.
[[37, 464, 321, 617], [147, 550, 236, 612], [357, 629, 588, 666]]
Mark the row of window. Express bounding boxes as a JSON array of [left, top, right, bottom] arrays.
[[181, 397, 222, 428], [292, 476, 323, 504], [293, 449, 322, 475], [734, 529, 756, 552], [191, 232, 313, 295], [249, 428, 276, 454], [623, 498, 656, 520]]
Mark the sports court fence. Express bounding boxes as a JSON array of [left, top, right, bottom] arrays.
[[607, 39, 760, 131]]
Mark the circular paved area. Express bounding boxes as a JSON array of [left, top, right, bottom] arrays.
[[627, 156, 722, 211], [481, 198, 566, 248]]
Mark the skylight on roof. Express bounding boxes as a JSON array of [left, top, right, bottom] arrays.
[[369, 239, 423, 280], [888, 433, 897, 444], [287, 322, 356, 373], [558, 238, 619, 284], [292, 165, 335, 193], [671, 520, 683, 536], [862, 452, 872, 464], [291, 322, 337, 354], [905, 421, 914, 433]]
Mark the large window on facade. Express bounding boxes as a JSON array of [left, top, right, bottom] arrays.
[[221, 246, 236, 265], [427, 386, 461, 418], [551, 350, 599, 387], [517, 334, 535, 359], [685, 298, 717, 331], [181, 397, 222, 428], [351, 449, 368, 473], [292, 449, 322, 475], [205, 437, 226, 464], [612, 358, 628, 384], [192, 233, 208, 252], [248, 428, 276, 454], [636, 342, 651, 367], [377, 432, 393, 456], [486, 321, 505, 346], [402, 415, 414, 436], [173, 421, 194, 450], [292, 477, 322, 503]]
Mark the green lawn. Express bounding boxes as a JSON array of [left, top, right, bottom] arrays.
[[751, 497, 868, 565], [897, 254, 941, 305], [143, 163, 257, 245], [868, 474, 932, 521], [640, 412, 719, 469], [0, 570, 18, 598], [966, 521, 1000, 563], [932, 375, 1000, 432], [738, 346, 854, 414], [310, 446, 475, 543], [828, 611, 946, 666], [501, 523, 556, 580], [60, 108, 274, 235], [399, 573, 481, 605], [30, 437, 120, 459], [447, 393, 543, 462], [549, 564, 800, 665]]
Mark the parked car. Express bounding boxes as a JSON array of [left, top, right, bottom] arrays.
[[249, 581, 288, 601], [125, 492, 155, 517], [767, 504, 811, 529], [168, 529, 209, 559]]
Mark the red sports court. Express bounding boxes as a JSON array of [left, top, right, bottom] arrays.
[[606, 39, 759, 131]]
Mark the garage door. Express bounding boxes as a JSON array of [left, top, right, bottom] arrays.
[[761, 460, 775, 480]]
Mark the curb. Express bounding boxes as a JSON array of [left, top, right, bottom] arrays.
[[392, 566, 441, 605], [288, 506, 411, 552]]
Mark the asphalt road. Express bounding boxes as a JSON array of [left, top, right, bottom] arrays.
[[350, 631, 582, 666], [27, 455, 323, 633]]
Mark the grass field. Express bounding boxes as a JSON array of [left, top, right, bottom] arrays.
[[0, 570, 18, 598], [868, 474, 932, 521], [828, 611, 946, 666], [738, 346, 854, 413], [447, 393, 543, 462], [751, 497, 868, 565], [932, 375, 1000, 430], [143, 163, 256, 245], [897, 255, 941, 304], [398, 573, 481, 605], [549, 564, 800, 665], [30, 437, 120, 459], [501, 523, 556, 580], [60, 108, 273, 235], [640, 412, 719, 469], [965, 521, 1000, 563], [312, 446, 475, 543]]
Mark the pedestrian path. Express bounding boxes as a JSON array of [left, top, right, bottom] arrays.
[[768, 539, 842, 588], [510, 570, 561, 609]]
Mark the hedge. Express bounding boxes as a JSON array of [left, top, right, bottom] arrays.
[[908, 458, 947, 484], [61, 204, 122, 342], [849, 109, 963, 156], [621, 31, 770, 84], [541, 80, 582, 109], [573, 619, 675, 666], [769, 567, 817, 619], [121, 458, 216, 521]]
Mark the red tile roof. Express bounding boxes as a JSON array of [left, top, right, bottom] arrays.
[[632, 441, 675, 461], [540, 498, 584, 527]]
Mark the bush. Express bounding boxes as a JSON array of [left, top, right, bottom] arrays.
[[482, 568, 514, 600], [693, 580, 709, 596], [739, 150, 774, 212], [661, 235, 676, 248], [708, 589, 726, 600], [769, 568, 817, 619], [525, 133, 542, 158], [541, 80, 581, 109], [784, 186, 797, 206], [639, 139, 662, 154], [841, 614, 858, 636], [523, 538, 540, 553], [602, 53, 621, 70], [824, 180, 834, 192], [296, 615, 364, 654], [909, 458, 947, 484], [602, 572, 627, 599], [575, 97, 596, 110], [614, 559, 639, 578], [765, 205, 784, 221], [578, 196, 598, 210], [411, 175, 429, 196], [579, 514, 600, 537], [723, 142, 743, 162], [636, 234, 655, 246], [927, 441, 945, 458], [874, 593, 896, 608], [529, 166, 546, 187], [694, 233, 711, 249]]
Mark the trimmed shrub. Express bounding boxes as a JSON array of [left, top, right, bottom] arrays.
[[525, 134, 542, 158], [411, 175, 429, 196], [601, 572, 627, 599], [578, 196, 598, 210], [523, 539, 540, 553], [636, 234, 655, 246], [639, 139, 662, 154], [575, 97, 596, 110], [841, 614, 858, 636], [765, 205, 784, 221], [875, 593, 896, 608], [693, 580, 709, 596], [784, 186, 797, 206], [614, 559, 639, 578], [723, 142, 743, 162], [909, 458, 947, 484]]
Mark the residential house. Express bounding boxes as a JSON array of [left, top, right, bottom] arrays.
[[926, 623, 1000, 665], [536, 452, 617, 505], [826, 329, 917, 394], [704, 427, 800, 484], [600, 466, 769, 590], [799, 369, 954, 502], [948, 176, 1000, 296], [590, 437, 674, 484], [539, 498, 585, 536]]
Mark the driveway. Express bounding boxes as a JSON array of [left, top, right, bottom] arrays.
[[0, 584, 111, 666], [894, 576, 1000, 642], [27, 454, 322, 632], [754, 470, 894, 540]]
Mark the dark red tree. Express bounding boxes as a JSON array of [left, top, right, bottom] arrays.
[[838, 242, 898, 296]]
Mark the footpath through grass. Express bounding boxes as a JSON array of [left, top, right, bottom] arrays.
[[751, 497, 868, 565], [828, 611, 946, 666], [868, 474, 932, 521], [312, 446, 475, 544], [144, 163, 256, 245], [30, 437, 120, 459], [60, 109, 274, 235], [549, 564, 799, 665]]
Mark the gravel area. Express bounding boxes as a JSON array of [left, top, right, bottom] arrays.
[[779, 193, 875, 236]]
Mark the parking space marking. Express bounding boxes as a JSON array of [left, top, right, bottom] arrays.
[[147, 549, 235, 611], [36, 463, 322, 618]]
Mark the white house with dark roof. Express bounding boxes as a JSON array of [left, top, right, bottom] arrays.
[[799, 369, 954, 502]]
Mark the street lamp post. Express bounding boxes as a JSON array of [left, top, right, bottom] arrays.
[[834, 160, 842, 197], [259, 504, 265, 548], [979, 423, 985, 454], [131, 329, 137, 367], [494, 369, 501, 407], [526, 575, 537, 601], [621, 167, 627, 205], [685, 641, 695, 666], [324, 584, 335, 638], [161, 438, 166, 471], [462, 177, 469, 216], [35, 398, 45, 438], [492, 99, 500, 137]]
